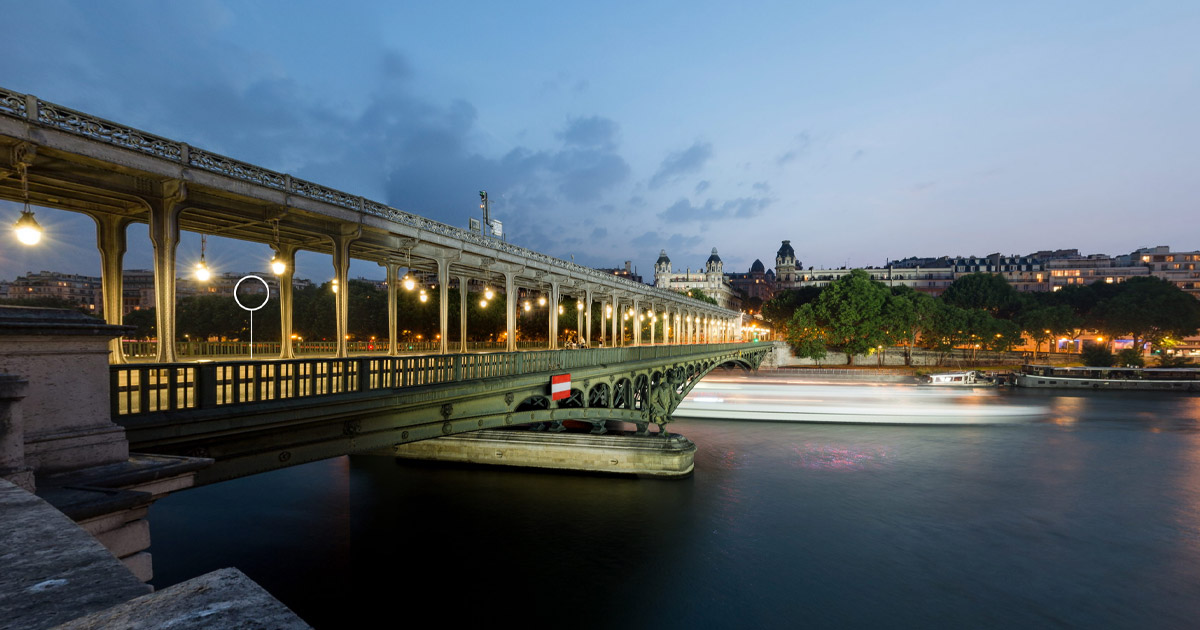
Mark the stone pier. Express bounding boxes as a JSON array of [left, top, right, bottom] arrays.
[[379, 428, 697, 477], [0, 306, 210, 582]]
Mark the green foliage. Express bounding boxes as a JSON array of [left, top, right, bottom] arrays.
[[1115, 348, 1145, 368], [1016, 303, 1079, 358], [1080, 343, 1115, 367], [1157, 354, 1196, 368], [786, 270, 889, 365], [785, 303, 827, 361], [942, 273, 1022, 318], [1090, 277, 1200, 352], [762, 287, 822, 335], [124, 308, 156, 338], [684, 288, 719, 305]]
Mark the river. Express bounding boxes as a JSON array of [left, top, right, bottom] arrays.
[[147, 375, 1200, 628]]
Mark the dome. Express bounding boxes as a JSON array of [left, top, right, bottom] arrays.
[[706, 247, 722, 265], [656, 249, 671, 265], [777, 240, 795, 259], [750, 259, 765, 273]]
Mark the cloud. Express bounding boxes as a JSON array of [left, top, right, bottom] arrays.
[[657, 197, 773, 222], [852, 149, 866, 161], [557, 116, 619, 149], [631, 230, 703, 251], [649, 141, 712, 189], [694, 180, 710, 194], [776, 131, 812, 165], [752, 181, 771, 193]]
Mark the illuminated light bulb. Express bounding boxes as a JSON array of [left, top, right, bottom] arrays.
[[194, 262, 211, 282], [271, 257, 287, 275], [403, 275, 416, 291], [419, 292, 428, 303], [576, 302, 583, 310], [13, 210, 41, 246], [524, 301, 531, 312], [480, 299, 488, 308], [485, 287, 494, 300], [332, 279, 339, 293], [558, 305, 564, 314], [538, 296, 546, 306]]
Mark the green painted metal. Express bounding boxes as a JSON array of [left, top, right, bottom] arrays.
[[112, 342, 771, 484]]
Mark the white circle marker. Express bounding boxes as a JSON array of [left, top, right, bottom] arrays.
[[234, 275, 270, 358]]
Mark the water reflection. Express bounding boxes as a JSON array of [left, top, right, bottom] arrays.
[[147, 379, 1200, 629]]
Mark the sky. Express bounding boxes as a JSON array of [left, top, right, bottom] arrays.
[[1, 0, 1198, 282]]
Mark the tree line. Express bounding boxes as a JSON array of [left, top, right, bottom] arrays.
[[762, 271, 1200, 366]]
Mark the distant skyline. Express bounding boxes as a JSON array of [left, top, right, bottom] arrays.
[[2, 1, 1198, 282]]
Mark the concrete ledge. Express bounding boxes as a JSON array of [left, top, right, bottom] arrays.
[[0, 478, 150, 630], [382, 429, 696, 477], [49, 568, 310, 630]]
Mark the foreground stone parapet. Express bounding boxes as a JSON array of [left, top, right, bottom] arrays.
[[51, 568, 310, 630], [0, 478, 150, 630], [382, 428, 696, 477]]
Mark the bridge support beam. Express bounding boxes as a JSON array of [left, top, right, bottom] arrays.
[[584, 288, 593, 347], [548, 280, 559, 350], [382, 261, 401, 356], [436, 257, 451, 355], [91, 213, 132, 364], [330, 228, 358, 359], [458, 275, 468, 353], [146, 181, 186, 364], [504, 271, 517, 352], [633, 298, 641, 346], [610, 293, 618, 347], [276, 245, 298, 359]]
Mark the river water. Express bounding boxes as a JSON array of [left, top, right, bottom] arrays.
[[148, 376, 1200, 629]]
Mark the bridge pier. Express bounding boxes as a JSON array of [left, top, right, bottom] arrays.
[[0, 306, 209, 582], [91, 212, 133, 365], [276, 244, 299, 359]]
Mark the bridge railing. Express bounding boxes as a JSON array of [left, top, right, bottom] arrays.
[[119, 339, 537, 359], [111, 342, 767, 417]]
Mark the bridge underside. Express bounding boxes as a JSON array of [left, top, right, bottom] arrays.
[[117, 346, 768, 484]]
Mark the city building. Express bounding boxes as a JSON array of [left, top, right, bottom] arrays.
[[596, 261, 644, 285], [653, 248, 739, 309]]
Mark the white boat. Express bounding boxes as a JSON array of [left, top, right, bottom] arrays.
[[923, 370, 999, 387], [1014, 364, 1200, 391]]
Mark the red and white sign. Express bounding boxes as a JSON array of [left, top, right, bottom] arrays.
[[550, 373, 571, 401]]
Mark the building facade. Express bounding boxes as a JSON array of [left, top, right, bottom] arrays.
[[653, 248, 739, 309]]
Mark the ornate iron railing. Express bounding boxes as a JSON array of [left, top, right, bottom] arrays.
[[110, 342, 767, 417], [0, 85, 737, 316]]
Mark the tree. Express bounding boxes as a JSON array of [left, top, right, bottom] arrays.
[[1080, 343, 1114, 367], [1091, 277, 1200, 353], [884, 286, 938, 365], [942, 273, 1022, 318], [786, 270, 890, 365], [1016, 303, 1078, 360], [685, 288, 719, 305], [763, 287, 822, 336]]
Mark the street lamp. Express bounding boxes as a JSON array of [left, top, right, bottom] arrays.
[[13, 163, 41, 246], [13, 210, 41, 246], [194, 235, 211, 281]]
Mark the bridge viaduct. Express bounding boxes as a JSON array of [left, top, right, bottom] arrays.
[[0, 86, 748, 367], [0, 86, 775, 484]]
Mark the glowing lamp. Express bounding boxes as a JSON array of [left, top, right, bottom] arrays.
[[271, 256, 287, 275], [13, 210, 41, 245], [403, 275, 416, 291], [194, 262, 211, 282]]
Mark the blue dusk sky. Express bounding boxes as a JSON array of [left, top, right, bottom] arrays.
[[1, 0, 1198, 282]]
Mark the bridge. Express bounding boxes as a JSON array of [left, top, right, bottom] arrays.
[[0, 86, 774, 484], [0, 86, 747, 367]]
